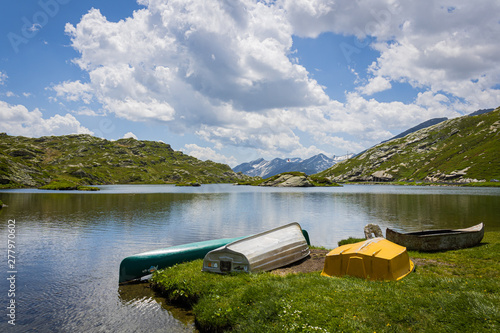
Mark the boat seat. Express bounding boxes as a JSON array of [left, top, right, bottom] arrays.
[[364, 224, 383, 239]]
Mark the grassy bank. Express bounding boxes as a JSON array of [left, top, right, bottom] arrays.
[[152, 232, 500, 332], [38, 178, 100, 191]]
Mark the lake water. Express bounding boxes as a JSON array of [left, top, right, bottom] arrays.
[[1, 184, 499, 332]]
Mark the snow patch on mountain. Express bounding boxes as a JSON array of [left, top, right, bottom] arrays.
[[233, 153, 353, 179]]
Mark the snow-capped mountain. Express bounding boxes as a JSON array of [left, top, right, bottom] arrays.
[[233, 153, 352, 179]]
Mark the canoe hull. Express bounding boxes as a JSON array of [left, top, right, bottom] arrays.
[[202, 222, 310, 274], [386, 223, 484, 252], [119, 237, 244, 283], [119, 229, 311, 283]]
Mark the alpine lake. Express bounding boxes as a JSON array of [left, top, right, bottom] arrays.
[[1, 184, 499, 332]]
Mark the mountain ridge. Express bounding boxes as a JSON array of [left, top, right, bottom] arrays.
[[316, 107, 500, 183], [0, 134, 252, 188], [233, 153, 352, 178]]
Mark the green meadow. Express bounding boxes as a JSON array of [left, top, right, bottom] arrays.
[[152, 232, 499, 332]]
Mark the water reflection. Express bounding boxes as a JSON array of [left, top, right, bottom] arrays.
[[0, 184, 498, 332], [118, 284, 196, 330]]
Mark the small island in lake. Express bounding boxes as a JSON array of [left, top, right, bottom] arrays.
[[237, 172, 342, 187]]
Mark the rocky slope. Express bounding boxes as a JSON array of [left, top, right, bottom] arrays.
[[0, 134, 252, 188], [258, 173, 315, 187], [316, 107, 500, 183]]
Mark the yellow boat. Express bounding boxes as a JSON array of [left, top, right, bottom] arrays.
[[321, 238, 414, 281]]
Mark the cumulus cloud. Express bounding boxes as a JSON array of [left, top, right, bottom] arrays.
[[54, 1, 331, 150], [122, 132, 138, 139], [51, 0, 500, 162], [52, 80, 93, 104], [357, 76, 392, 96], [58, 2, 327, 115], [0, 100, 92, 137], [283, 0, 500, 109], [183, 143, 237, 167]]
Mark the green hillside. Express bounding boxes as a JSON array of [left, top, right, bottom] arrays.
[[317, 107, 500, 184], [0, 134, 251, 188]]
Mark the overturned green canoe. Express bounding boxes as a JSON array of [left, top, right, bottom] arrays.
[[119, 229, 311, 284], [119, 237, 244, 284]]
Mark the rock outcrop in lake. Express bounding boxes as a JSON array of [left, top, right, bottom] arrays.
[[316, 107, 500, 184], [253, 172, 340, 187], [259, 174, 314, 187]]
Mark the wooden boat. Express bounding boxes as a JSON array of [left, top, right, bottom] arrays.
[[119, 228, 310, 283], [386, 223, 484, 252], [321, 238, 414, 281], [119, 236, 245, 284], [202, 222, 310, 274]]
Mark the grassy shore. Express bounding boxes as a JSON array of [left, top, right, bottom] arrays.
[[152, 232, 499, 332], [38, 178, 100, 191]]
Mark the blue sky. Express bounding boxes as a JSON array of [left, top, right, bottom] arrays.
[[1, 0, 499, 167]]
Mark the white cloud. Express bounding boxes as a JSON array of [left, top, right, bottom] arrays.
[[71, 107, 101, 116], [357, 76, 392, 95], [52, 0, 500, 161], [122, 132, 138, 139], [52, 80, 93, 104], [182, 143, 237, 167], [0, 100, 93, 137], [282, 0, 500, 110], [281, 0, 402, 39], [57, 1, 328, 130], [0, 71, 7, 85]]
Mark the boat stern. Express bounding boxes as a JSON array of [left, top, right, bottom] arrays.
[[202, 249, 250, 273]]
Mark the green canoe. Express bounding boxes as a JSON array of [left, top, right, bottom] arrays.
[[119, 237, 244, 283], [119, 229, 310, 284]]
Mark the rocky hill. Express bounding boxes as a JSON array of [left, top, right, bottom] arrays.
[[316, 107, 500, 183], [0, 134, 251, 188], [381, 117, 448, 143]]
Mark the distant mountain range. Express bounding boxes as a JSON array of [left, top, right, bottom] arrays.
[[233, 153, 353, 179]]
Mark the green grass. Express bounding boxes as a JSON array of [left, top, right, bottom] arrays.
[[337, 237, 366, 246], [38, 178, 100, 191], [152, 232, 500, 332]]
